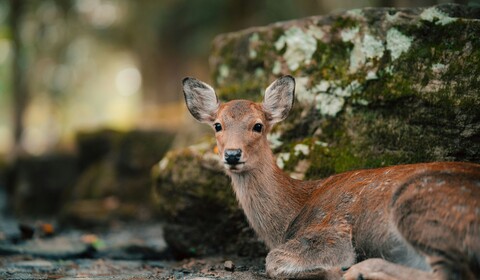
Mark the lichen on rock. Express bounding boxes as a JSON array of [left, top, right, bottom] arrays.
[[420, 7, 457, 25], [275, 27, 318, 71], [386, 28, 412, 60]]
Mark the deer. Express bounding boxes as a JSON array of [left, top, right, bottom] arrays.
[[182, 75, 480, 280]]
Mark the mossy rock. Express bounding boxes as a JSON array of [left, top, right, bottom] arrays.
[[210, 3, 480, 179], [154, 4, 480, 257]]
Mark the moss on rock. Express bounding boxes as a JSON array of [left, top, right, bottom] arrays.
[[208, 3, 480, 180]]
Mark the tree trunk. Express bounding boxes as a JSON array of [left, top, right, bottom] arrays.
[[9, 0, 28, 158]]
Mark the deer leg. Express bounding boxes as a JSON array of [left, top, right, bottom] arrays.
[[266, 228, 355, 279], [343, 256, 478, 280], [343, 258, 432, 280]]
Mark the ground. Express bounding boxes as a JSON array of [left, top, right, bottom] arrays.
[[0, 183, 266, 280], [0, 254, 267, 280]]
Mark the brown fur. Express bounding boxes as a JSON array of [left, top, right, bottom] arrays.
[[182, 76, 480, 280]]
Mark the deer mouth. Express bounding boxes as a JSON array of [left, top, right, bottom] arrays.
[[224, 162, 245, 172]]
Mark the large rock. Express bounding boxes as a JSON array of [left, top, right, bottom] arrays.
[[154, 4, 480, 257], [210, 3, 480, 176]]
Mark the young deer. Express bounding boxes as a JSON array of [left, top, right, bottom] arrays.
[[182, 75, 480, 280]]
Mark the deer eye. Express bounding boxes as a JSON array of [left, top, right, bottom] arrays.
[[253, 123, 263, 133], [214, 123, 222, 132]]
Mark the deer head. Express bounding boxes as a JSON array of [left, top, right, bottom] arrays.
[[182, 76, 295, 174]]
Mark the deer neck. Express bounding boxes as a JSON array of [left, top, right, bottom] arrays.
[[229, 152, 307, 249]]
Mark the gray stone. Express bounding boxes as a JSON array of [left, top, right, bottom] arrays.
[[224, 260, 235, 272]]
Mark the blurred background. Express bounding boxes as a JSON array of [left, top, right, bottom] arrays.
[[0, 0, 473, 159]]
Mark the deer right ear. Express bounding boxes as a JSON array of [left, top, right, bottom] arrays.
[[182, 77, 219, 123], [262, 75, 295, 124]]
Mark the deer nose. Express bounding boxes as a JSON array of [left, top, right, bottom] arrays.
[[224, 149, 242, 165]]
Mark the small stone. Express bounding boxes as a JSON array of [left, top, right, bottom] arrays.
[[224, 260, 235, 272]]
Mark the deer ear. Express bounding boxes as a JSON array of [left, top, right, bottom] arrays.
[[182, 77, 219, 123], [262, 75, 295, 124]]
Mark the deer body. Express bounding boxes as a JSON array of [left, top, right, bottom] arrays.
[[183, 76, 480, 279]]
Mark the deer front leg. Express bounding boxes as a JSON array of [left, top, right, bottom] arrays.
[[266, 227, 355, 279], [343, 258, 433, 280], [343, 254, 478, 280]]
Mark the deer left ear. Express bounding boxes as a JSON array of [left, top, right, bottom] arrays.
[[262, 75, 295, 124], [182, 77, 219, 123]]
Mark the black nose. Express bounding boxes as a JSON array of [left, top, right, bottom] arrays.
[[224, 149, 242, 165]]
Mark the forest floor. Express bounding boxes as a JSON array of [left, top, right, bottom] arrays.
[[0, 221, 267, 280], [0, 222, 267, 279], [0, 254, 267, 279], [0, 186, 266, 280]]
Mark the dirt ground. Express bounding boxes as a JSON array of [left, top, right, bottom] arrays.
[[0, 221, 267, 280], [0, 163, 268, 279], [0, 254, 268, 280]]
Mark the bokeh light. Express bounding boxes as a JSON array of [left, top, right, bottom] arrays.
[[115, 67, 142, 97]]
